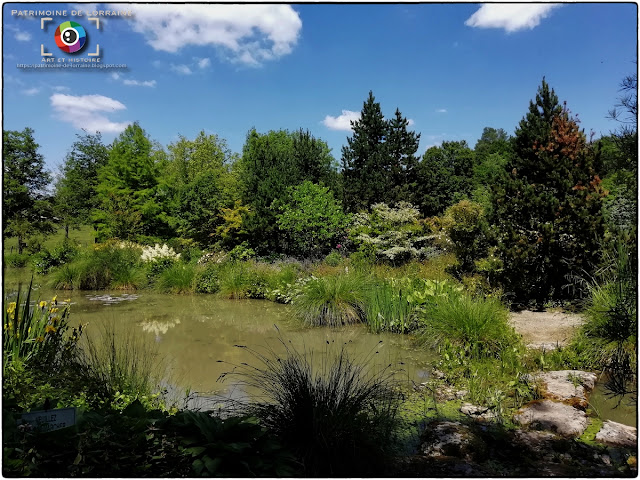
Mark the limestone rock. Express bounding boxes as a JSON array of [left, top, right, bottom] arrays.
[[460, 402, 497, 421], [513, 400, 588, 437], [420, 421, 485, 462], [595, 420, 637, 448], [525, 370, 597, 409]]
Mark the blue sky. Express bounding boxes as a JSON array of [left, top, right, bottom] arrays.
[[3, 3, 637, 174]]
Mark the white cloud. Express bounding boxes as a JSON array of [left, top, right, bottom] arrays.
[[197, 57, 211, 69], [121, 4, 302, 66], [52, 85, 70, 92], [435, 108, 447, 113], [6, 25, 32, 42], [170, 64, 193, 75], [123, 79, 157, 87], [110, 72, 121, 80], [323, 110, 361, 131], [407, 119, 415, 126], [22, 87, 40, 96], [465, 4, 559, 33], [50, 93, 129, 133]]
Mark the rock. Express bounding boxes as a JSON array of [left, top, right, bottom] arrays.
[[511, 430, 559, 455], [420, 421, 485, 462], [513, 400, 588, 437], [524, 370, 597, 409], [460, 403, 497, 421], [595, 420, 637, 448], [455, 390, 468, 399]]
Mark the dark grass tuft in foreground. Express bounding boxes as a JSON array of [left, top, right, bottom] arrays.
[[221, 336, 402, 477]]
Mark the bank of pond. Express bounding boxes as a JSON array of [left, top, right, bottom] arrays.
[[2, 256, 637, 476]]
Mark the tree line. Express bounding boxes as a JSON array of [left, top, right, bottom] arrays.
[[3, 77, 636, 305]]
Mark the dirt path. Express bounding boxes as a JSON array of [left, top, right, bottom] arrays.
[[509, 310, 585, 350]]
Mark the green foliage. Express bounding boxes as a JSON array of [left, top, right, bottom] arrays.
[[492, 79, 605, 306], [324, 251, 342, 267], [419, 294, 517, 360], [4, 252, 30, 268], [30, 239, 79, 275], [227, 241, 256, 261], [195, 264, 220, 293], [239, 128, 337, 253], [293, 274, 370, 327], [416, 140, 475, 216], [580, 241, 637, 398], [217, 261, 255, 299], [349, 202, 432, 265], [94, 123, 173, 241], [275, 181, 350, 258], [54, 241, 143, 290], [54, 131, 109, 234], [441, 200, 489, 274], [228, 340, 401, 476], [3, 284, 79, 368], [364, 279, 417, 333], [3, 128, 54, 254], [385, 108, 422, 205], [155, 263, 197, 293]]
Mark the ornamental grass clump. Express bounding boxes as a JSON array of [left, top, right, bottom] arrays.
[[293, 274, 370, 327], [419, 293, 517, 359], [224, 339, 401, 477]]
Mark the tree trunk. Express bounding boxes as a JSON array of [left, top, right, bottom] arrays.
[[17, 235, 24, 255], [65, 224, 69, 239]]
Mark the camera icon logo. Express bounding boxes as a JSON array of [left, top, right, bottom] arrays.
[[54, 21, 87, 53]]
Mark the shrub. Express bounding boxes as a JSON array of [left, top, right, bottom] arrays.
[[419, 294, 517, 359], [227, 340, 401, 476], [293, 274, 370, 327], [349, 202, 433, 265], [324, 250, 342, 267], [440, 199, 489, 274], [195, 264, 220, 293], [217, 261, 253, 299], [4, 253, 30, 268]]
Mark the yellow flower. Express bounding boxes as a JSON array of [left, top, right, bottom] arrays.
[[52, 296, 58, 305], [39, 301, 47, 309], [36, 336, 44, 343], [51, 316, 60, 325], [63, 298, 71, 303], [6, 302, 16, 314], [45, 325, 57, 334], [50, 307, 59, 314]]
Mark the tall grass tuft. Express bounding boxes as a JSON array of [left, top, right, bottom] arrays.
[[217, 262, 253, 299], [155, 263, 197, 293], [419, 294, 517, 359], [225, 339, 401, 476], [76, 321, 166, 410], [293, 274, 370, 327], [364, 280, 416, 334]]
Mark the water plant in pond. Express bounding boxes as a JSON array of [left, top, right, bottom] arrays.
[[224, 339, 401, 476], [364, 279, 417, 333], [293, 274, 370, 326], [155, 263, 197, 293]]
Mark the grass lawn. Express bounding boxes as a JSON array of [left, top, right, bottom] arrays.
[[3, 225, 95, 254]]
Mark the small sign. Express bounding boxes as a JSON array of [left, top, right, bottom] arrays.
[[19, 407, 76, 433]]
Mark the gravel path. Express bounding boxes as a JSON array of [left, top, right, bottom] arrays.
[[509, 310, 585, 350]]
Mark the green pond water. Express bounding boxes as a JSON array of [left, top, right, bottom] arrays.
[[5, 283, 436, 408]]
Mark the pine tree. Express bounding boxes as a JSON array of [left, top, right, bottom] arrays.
[[492, 79, 605, 306], [341, 91, 389, 212], [386, 108, 421, 205]]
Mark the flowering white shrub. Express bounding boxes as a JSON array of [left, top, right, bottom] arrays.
[[141, 244, 181, 263]]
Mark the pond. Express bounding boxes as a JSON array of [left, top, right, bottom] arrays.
[[8, 284, 436, 407]]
